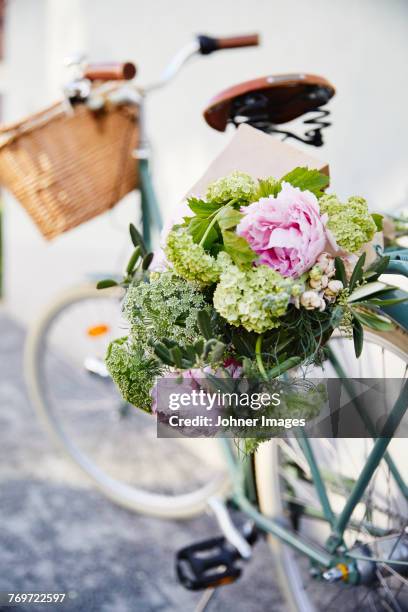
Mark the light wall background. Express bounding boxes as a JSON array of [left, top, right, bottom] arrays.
[[3, 0, 408, 323]]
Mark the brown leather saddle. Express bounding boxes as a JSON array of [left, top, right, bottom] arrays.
[[203, 73, 335, 146]]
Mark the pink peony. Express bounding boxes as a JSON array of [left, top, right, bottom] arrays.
[[236, 181, 327, 278]]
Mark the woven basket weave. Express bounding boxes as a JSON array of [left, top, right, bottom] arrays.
[[0, 91, 139, 239]]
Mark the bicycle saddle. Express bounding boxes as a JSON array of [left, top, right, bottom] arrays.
[[203, 74, 335, 146]]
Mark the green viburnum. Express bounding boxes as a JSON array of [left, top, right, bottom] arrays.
[[105, 338, 162, 412], [319, 194, 377, 253], [124, 271, 207, 346], [165, 228, 221, 286], [213, 252, 292, 333], [206, 171, 257, 204]]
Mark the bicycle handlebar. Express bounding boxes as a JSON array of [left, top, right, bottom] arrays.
[[76, 32, 259, 93], [197, 33, 260, 55], [84, 62, 137, 81]]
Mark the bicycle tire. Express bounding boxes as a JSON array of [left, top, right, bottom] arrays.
[[24, 284, 230, 518], [254, 326, 408, 612]]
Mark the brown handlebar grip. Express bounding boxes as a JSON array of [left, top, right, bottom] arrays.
[[216, 34, 259, 50], [84, 62, 137, 81]]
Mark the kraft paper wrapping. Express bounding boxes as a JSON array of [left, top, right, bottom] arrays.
[[154, 123, 380, 268]]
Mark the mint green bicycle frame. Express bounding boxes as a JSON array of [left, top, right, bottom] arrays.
[[139, 151, 408, 575]]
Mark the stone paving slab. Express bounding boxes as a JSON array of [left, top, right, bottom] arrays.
[[0, 312, 285, 612]]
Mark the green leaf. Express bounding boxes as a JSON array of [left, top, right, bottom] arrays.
[[193, 338, 204, 357], [174, 313, 187, 326], [126, 246, 141, 274], [169, 346, 183, 368], [153, 342, 174, 366], [129, 223, 147, 256], [206, 374, 237, 394], [364, 255, 390, 281], [232, 330, 256, 357], [202, 339, 217, 359], [280, 167, 330, 197], [96, 279, 118, 289], [355, 295, 408, 307], [352, 308, 394, 332], [161, 338, 178, 349], [222, 230, 256, 266], [334, 257, 347, 286], [267, 356, 302, 379], [142, 252, 154, 270], [348, 281, 391, 303], [209, 340, 226, 362], [182, 344, 197, 365], [371, 213, 384, 232], [187, 197, 220, 217], [257, 177, 281, 198], [329, 305, 345, 329], [188, 217, 218, 248], [352, 318, 364, 358], [197, 310, 213, 340], [181, 215, 194, 226], [349, 252, 366, 292], [217, 206, 243, 230]]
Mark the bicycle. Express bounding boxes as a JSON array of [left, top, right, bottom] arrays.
[[23, 33, 408, 611]]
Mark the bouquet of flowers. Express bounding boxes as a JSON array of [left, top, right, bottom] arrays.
[[99, 167, 406, 446]]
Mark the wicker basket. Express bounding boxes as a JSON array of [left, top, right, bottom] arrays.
[[0, 89, 139, 239]]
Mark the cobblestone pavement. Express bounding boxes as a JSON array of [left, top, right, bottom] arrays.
[[0, 312, 285, 612]]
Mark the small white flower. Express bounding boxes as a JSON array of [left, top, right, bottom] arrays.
[[316, 252, 336, 278], [318, 298, 326, 312], [309, 277, 323, 290], [324, 279, 344, 301], [328, 280, 344, 293], [300, 290, 325, 311]]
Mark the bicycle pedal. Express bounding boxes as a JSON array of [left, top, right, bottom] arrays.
[[176, 525, 257, 591], [176, 536, 242, 590]]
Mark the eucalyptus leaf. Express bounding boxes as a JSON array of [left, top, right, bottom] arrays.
[[352, 308, 394, 332], [126, 247, 141, 274], [334, 257, 347, 286], [348, 281, 390, 303], [352, 318, 364, 358], [142, 252, 154, 270], [353, 295, 408, 307], [96, 279, 118, 290], [129, 223, 147, 256], [349, 252, 366, 292]]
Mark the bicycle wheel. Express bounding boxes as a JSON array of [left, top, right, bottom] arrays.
[[255, 327, 408, 612], [25, 284, 229, 518]]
